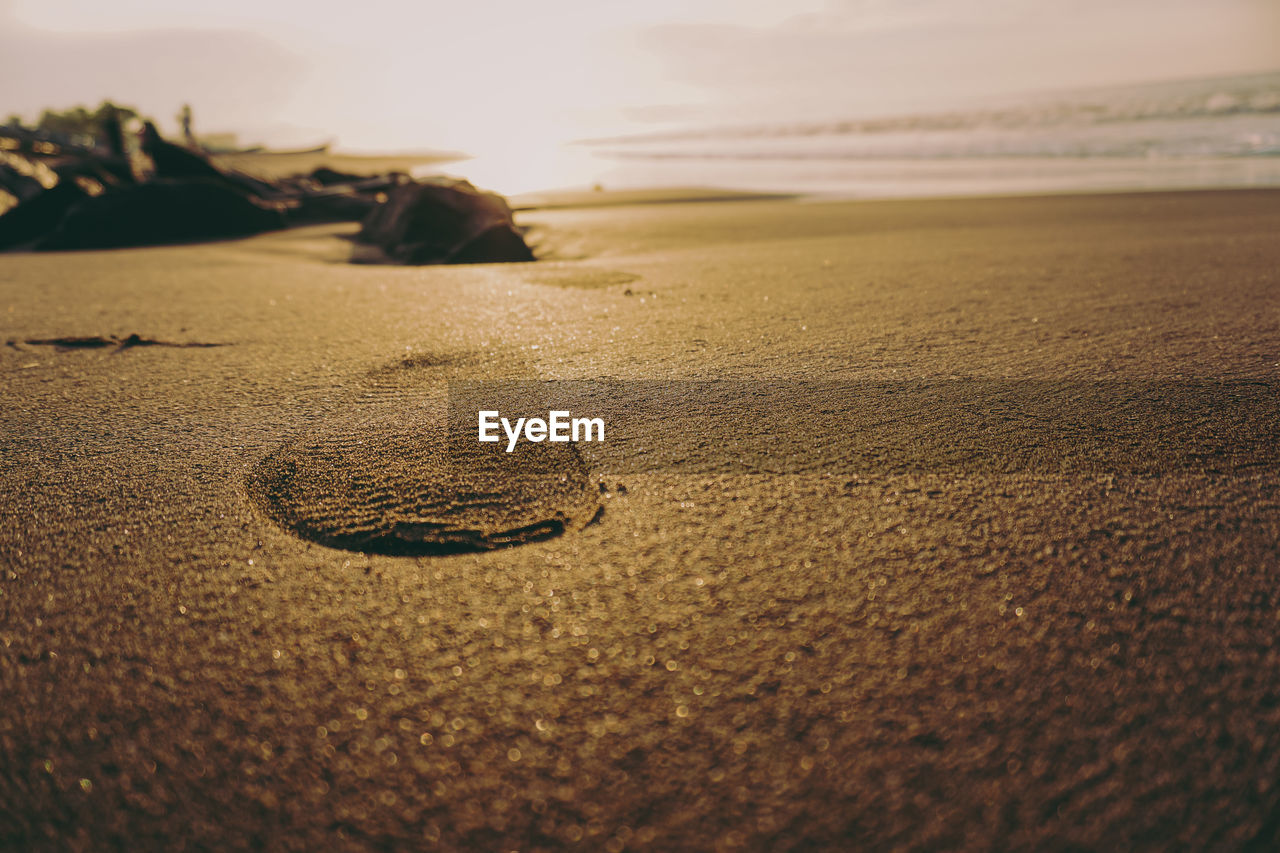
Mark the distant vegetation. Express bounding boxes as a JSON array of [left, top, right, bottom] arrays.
[[6, 101, 145, 139]]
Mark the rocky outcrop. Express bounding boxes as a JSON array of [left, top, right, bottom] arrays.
[[0, 123, 533, 262], [283, 187, 383, 227], [308, 166, 367, 186], [36, 180, 285, 251], [0, 161, 49, 207], [0, 182, 87, 250], [356, 177, 534, 265]]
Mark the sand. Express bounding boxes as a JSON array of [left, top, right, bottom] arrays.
[[2, 188, 1279, 849]]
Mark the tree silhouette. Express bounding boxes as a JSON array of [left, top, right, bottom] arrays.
[[33, 101, 144, 143]]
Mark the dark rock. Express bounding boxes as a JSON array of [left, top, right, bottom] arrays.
[[36, 179, 285, 251], [0, 181, 87, 250], [285, 191, 380, 227], [141, 121, 281, 199], [141, 121, 226, 183], [356, 177, 534, 265], [449, 223, 538, 264], [0, 159, 49, 205], [53, 156, 134, 189], [309, 166, 367, 186]]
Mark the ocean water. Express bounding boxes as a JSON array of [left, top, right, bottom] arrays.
[[461, 71, 1280, 198]]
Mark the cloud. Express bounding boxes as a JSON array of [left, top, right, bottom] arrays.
[[635, 0, 1280, 123]]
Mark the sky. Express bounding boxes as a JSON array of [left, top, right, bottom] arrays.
[[2, 0, 1277, 159]]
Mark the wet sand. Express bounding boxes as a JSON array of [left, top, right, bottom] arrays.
[[2, 189, 1279, 849]]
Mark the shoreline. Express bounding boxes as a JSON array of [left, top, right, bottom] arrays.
[[459, 153, 1280, 203], [509, 179, 1280, 210]]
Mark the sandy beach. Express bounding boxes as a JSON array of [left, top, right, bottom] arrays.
[[2, 188, 1280, 848]]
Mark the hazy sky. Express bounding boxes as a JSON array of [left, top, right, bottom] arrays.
[[2, 0, 1277, 157]]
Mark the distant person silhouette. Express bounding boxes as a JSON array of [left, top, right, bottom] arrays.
[[178, 104, 195, 147]]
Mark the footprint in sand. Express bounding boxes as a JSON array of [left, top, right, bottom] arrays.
[[246, 358, 600, 555]]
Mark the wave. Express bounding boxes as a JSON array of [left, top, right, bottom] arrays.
[[582, 71, 1280, 160]]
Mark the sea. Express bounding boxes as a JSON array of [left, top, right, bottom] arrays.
[[461, 70, 1280, 199]]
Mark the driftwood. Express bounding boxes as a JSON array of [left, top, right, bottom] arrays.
[[0, 124, 534, 263]]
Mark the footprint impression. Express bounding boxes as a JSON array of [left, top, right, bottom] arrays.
[[246, 354, 601, 555]]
